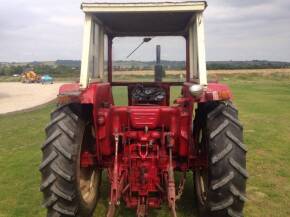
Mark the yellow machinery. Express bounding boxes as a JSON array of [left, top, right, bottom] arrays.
[[21, 70, 40, 83]]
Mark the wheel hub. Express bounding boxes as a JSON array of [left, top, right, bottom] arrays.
[[80, 168, 99, 203]]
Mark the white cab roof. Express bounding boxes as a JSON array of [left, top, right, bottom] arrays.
[[81, 1, 207, 36]]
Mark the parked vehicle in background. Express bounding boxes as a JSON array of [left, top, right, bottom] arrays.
[[21, 70, 40, 83], [41, 74, 53, 84]]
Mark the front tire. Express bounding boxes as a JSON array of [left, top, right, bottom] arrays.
[[194, 101, 248, 217], [40, 105, 101, 217]]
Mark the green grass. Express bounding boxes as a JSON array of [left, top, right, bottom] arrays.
[[0, 76, 21, 82], [0, 76, 290, 217]]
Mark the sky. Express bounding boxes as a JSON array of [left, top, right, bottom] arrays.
[[0, 0, 289, 62]]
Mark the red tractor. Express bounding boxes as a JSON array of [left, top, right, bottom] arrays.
[[40, 1, 247, 217]]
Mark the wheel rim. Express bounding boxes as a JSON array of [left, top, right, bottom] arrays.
[[195, 170, 208, 205], [195, 128, 208, 205], [80, 168, 99, 203], [79, 123, 100, 204]]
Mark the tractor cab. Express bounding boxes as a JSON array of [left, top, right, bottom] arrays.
[[77, 1, 209, 105], [41, 2, 246, 217]]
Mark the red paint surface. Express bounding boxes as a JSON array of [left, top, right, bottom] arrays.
[[57, 81, 231, 209]]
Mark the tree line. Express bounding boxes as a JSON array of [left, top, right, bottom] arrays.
[[1, 60, 289, 76], [0, 64, 80, 77]]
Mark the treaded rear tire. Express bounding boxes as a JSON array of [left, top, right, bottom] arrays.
[[194, 101, 248, 217], [40, 105, 100, 217]]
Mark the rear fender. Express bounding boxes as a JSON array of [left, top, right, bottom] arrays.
[[57, 82, 113, 105], [182, 82, 233, 102], [57, 82, 114, 157]]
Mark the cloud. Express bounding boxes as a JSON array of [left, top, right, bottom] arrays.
[[0, 0, 83, 61], [48, 16, 83, 27], [204, 0, 290, 61], [0, 0, 289, 62]]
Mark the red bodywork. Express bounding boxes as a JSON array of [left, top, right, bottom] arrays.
[[58, 81, 232, 214]]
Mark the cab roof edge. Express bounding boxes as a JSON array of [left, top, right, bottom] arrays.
[[81, 1, 207, 13]]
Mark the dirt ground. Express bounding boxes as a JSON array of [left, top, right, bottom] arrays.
[[0, 82, 65, 114]]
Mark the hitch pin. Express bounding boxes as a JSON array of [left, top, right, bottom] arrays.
[[139, 143, 148, 159]]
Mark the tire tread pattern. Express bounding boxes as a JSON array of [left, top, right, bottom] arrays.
[[40, 105, 95, 217], [196, 101, 247, 217]]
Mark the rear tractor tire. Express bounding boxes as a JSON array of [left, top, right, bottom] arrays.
[[40, 105, 101, 217], [194, 101, 248, 217]]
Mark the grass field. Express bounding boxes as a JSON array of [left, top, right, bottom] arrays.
[[0, 74, 290, 217]]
